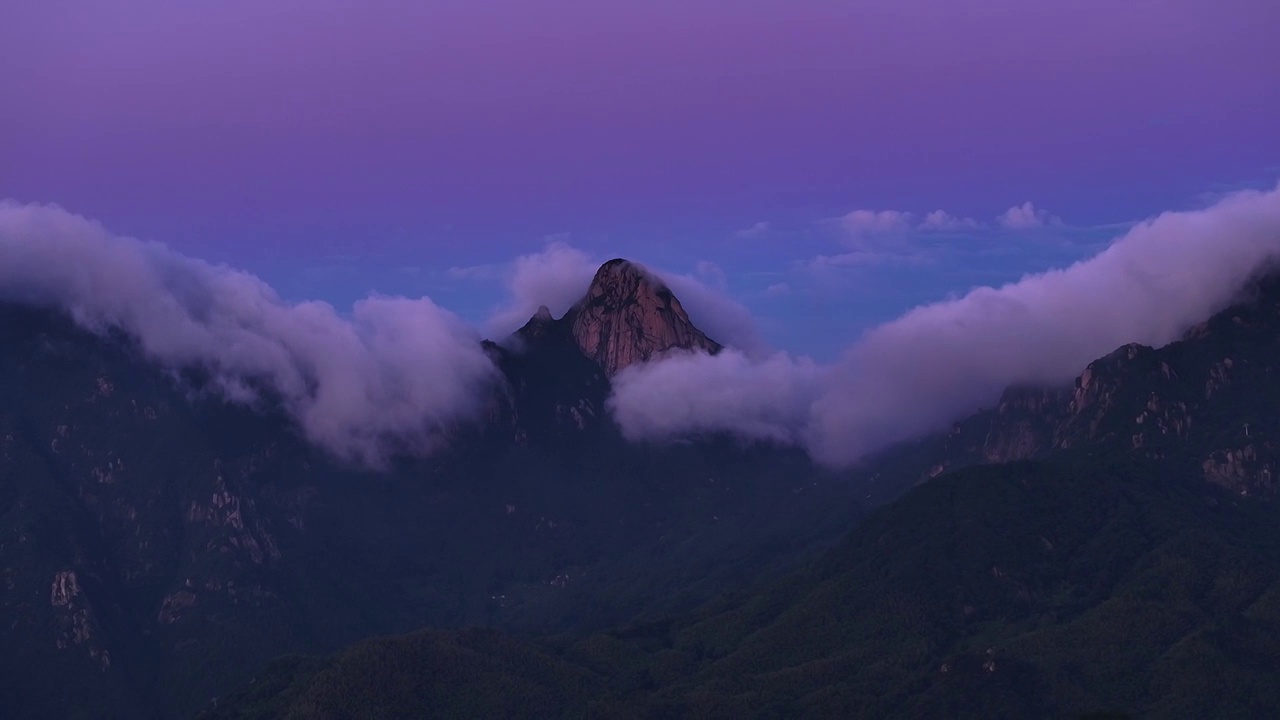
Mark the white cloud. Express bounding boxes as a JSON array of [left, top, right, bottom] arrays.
[[655, 271, 767, 355], [447, 263, 501, 280], [820, 208, 982, 269], [17, 181, 1277, 473], [609, 183, 1280, 466], [920, 210, 981, 231], [735, 221, 770, 239], [0, 201, 499, 467], [481, 241, 599, 336], [805, 250, 930, 272], [610, 350, 824, 445], [694, 260, 728, 290], [840, 209, 914, 246], [997, 201, 1063, 229]]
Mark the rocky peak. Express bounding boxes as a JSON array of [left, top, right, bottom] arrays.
[[564, 259, 721, 375], [922, 270, 1280, 496], [513, 303, 563, 345]]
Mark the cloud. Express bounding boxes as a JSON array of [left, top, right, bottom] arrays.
[[694, 260, 728, 289], [0, 201, 499, 467], [609, 183, 1280, 466], [15, 181, 1278, 473], [609, 350, 824, 445], [806, 251, 930, 272], [920, 210, 981, 231], [997, 201, 1062, 229], [447, 263, 501, 280], [764, 282, 791, 298], [481, 241, 599, 336], [736, 221, 770, 239], [660, 271, 767, 355], [818, 208, 982, 270], [840, 209, 914, 247], [840, 208, 981, 239]]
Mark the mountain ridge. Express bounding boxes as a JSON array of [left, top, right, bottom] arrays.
[[0, 267, 854, 719], [9, 263, 1280, 718], [923, 271, 1280, 498], [203, 271, 1280, 720]]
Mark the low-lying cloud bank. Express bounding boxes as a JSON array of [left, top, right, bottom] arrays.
[[611, 182, 1280, 466], [5, 183, 1280, 470], [609, 349, 824, 445], [0, 201, 499, 466]]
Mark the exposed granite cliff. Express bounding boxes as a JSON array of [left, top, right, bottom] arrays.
[[564, 259, 721, 376], [480, 259, 723, 441], [924, 273, 1280, 497]]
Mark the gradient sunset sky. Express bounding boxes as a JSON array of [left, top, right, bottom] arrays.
[[4, 0, 1278, 359]]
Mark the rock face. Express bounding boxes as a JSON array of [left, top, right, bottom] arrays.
[[0, 294, 848, 720], [480, 259, 722, 442], [565, 259, 721, 376], [924, 272, 1280, 497]]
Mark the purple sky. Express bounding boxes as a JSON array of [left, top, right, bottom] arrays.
[[4, 0, 1279, 359]]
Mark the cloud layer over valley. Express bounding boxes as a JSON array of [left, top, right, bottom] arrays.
[[4, 183, 1280, 469], [0, 201, 499, 466], [611, 183, 1280, 465]]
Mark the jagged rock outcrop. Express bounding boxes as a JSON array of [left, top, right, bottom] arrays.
[[564, 259, 721, 376], [48, 570, 111, 669], [926, 386, 1072, 478], [924, 271, 1280, 497]]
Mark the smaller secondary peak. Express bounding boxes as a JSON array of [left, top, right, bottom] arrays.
[[515, 303, 565, 344]]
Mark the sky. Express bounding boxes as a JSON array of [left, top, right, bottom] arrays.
[[3, 0, 1280, 360]]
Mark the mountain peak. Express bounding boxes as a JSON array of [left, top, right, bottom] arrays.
[[566, 259, 721, 375], [588, 258, 651, 290]]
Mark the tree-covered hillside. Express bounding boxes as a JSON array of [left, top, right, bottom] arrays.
[[207, 452, 1280, 719]]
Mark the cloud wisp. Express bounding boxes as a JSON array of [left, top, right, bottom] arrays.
[[735, 221, 771, 240], [0, 201, 500, 467], [920, 210, 981, 231], [611, 183, 1280, 466], [838, 208, 984, 243], [472, 241, 601, 337], [840, 210, 915, 246], [813, 207, 986, 271], [997, 201, 1062, 229]]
